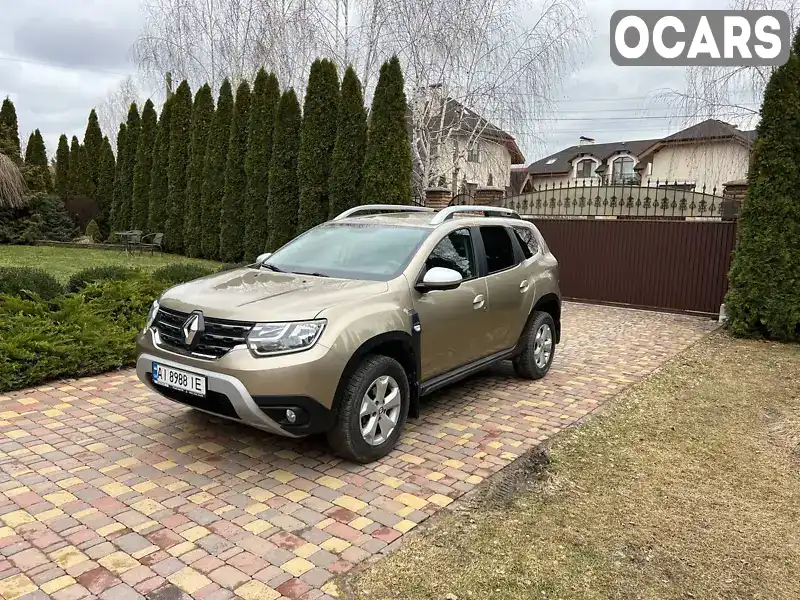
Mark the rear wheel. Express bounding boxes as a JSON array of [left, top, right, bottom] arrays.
[[327, 355, 410, 463], [513, 311, 556, 380]]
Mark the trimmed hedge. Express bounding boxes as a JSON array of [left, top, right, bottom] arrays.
[[151, 263, 216, 286], [0, 267, 63, 300], [65, 265, 138, 293]]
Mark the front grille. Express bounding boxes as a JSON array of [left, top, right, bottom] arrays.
[[153, 306, 254, 359]]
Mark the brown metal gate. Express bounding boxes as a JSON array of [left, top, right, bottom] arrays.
[[529, 218, 737, 316]]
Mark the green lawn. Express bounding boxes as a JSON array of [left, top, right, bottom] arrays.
[[0, 244, 221, 282]]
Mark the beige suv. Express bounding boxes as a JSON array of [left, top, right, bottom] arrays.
[[136, 205, 561, 463]]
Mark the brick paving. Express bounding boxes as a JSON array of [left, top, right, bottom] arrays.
[[0, 303, 716, 600]]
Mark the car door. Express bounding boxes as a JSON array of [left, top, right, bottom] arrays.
[[412, 227, 489, 380], [477, 225, 531, 353]]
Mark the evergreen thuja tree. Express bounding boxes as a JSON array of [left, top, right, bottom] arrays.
[[67, 135, 84, 197], [362, 56, 412, 205], [266, 89, 302, 252], [131, 99, 158, 231], [184, 84, 215, 257], [201, 79, 233, 260], [23, 129, 50, 193], [298, 59, 340, 233], [96, 136, 116, 232], [83, 108, 103, 197], [148, 96, 173, 234], [0, 97, 21, 162], [110, 123, 127, 233], [55, 134, 70, 198], [219, 80, 251, 262], [725, 29, 800, 341], [244, 70, 280, 261], [329, 65, 367, 217], [165, 80, 193, 253]]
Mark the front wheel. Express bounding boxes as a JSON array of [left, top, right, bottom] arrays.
[[513, 311, 556, 380], [327, 355, 410, 463]]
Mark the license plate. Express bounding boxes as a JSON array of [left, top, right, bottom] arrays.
[[152, 362, 206, 397]]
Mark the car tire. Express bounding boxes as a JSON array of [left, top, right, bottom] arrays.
[[327, 355, 410, 463], [513, 311, 556, 380]]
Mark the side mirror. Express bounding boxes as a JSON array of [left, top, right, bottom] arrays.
[[256, 252, 272, 264], [416, 267, 463, 292]]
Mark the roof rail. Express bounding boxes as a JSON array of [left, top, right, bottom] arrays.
[[333, 204, 434, 220], [429, 205, 521, 225]]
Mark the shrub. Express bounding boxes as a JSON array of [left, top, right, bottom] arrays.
[[0, 266, 63, 299], [151, 263, 215, 286], [85, 218, 101, 242], [218, 262, 248, 272], [0, 276, 165, 392], [65, 265, 138, 293]]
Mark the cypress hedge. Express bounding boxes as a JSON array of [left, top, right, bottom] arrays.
[[68, 135, 85, 198], [148, 96, 172, 234], [329, 65, 367, 217], [121, 103, 141, 229], [131, 99, 158, 232], [363, 56, 412, 205], [165, 81, 193, 253], [725, 30, 800, 341], [55, 134, 69, 198], [298, 59, 339, 232], [184, 84, 215, 258], [243, 70, 280, 261], [219, 80, 251, 263], [200, 79, 233, 260], [266, 89, 302, 252]]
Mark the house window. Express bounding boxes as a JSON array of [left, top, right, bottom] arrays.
[[611, 156, 634, 183], [467, 144, 480, 163], [576, 159, 594, 178]]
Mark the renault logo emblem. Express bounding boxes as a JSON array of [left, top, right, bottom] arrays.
[[182, 312, 204, 349]]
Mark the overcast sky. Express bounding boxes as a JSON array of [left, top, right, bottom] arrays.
[[0, 0, 750, 166]]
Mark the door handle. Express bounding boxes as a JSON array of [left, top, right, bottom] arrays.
[[472, 294, 485, 309], [519, 280, 530, 292]]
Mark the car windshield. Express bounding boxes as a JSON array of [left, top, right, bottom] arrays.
[[262, 223, 432, 281]]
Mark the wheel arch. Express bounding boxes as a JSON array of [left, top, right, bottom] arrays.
[[332, 330, 421, 419], [533, 293, 561, 343]]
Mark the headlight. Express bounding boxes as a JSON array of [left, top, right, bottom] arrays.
[[246, 320, 326, 357], [143, 299, 159, 334]]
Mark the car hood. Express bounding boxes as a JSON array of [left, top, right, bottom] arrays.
[[158, 267, 388, 321]]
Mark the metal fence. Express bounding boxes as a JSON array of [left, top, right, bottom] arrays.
[[505, 180, 725, 219]]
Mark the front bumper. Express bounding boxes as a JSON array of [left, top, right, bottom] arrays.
[[136, 329, 347, 437]]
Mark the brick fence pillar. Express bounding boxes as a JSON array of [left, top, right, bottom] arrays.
[[721, 179, 747, 219], [425, 187, 452, 210], [474, 186, 505, 207]]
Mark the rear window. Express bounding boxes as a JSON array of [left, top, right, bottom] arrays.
[[266, 223, 431, 281]]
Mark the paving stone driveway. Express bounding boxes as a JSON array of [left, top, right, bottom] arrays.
[[0, 303, 716, 600]]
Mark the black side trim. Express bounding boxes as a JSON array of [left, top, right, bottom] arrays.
[[420, 348, 515, 396], [253, 395, 335, 435], [409, 311, 422, 418], [145, 373, 239, 419]]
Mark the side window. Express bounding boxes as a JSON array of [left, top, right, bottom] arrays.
[[425, 228, 476, 279], [512, 226, 540, 259], [479, 226, 516, 274]]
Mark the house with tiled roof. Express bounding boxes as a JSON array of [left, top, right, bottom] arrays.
[[514, 119, 756, 195]]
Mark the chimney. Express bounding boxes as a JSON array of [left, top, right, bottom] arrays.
[[578, 135, 595, 147]]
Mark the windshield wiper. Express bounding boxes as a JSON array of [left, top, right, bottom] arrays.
[[260, 263, 285, 273], [292, 271, 329, 278]]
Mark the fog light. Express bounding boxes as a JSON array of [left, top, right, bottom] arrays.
[[285, 409, 297, 424]]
